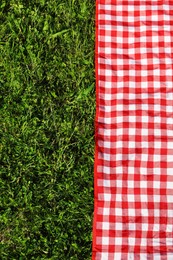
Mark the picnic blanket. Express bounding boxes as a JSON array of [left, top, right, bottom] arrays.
[[92, 0, 173, 259]]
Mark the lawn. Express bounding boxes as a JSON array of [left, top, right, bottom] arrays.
[[0, 1, 95, 259]]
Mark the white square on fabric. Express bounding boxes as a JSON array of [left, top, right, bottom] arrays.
[[128, 181, 134, 188], [104, 142, 111, 148], [129, 223, 136, 230], [167, 168, 173, 175], [142, 223, 148, 231], [116, 5, 123, 11], [141, 167, 147, 175], [153, 181, 160, 189], [103, 222, 110, 230], [116, 223, 122, 230], [128, 194, 135, 202], [152, 15, 158, 21], [105, 106, 111, 112], [154, 209, 160, 217], [154, 168, 161, 175], [116, 180, 123, 188], [115, 208, 122, 216], [141, 238, 147, 246], [140, 181, 147, 188], [104, 4, 112, 11], [129, 141, 135, 148], [100, 252, 109, 260], [153, 224, 160, 231], [115, 237, 122, 245], [129, 167, 135, 174], [129, 237, 136, 246], [117, 128, 123, 135], [103, 166, 110, 174], [104, 129, 111, 136], [116, 105, 123, 111], [154, 129, 161, 136], [103, 208, 110, 216], [104, 153, 111, 161], [116, 166, 123, 174], [153, 195, 160, 203], [141, 116, 148, 123], [116, 36, 123, 43], [142, 129, 148, 135], [105, 47, 112, 54], [129, 70, 136, 76], [105, 94, 112, 100], [104, 193, 111, 201], [168, 210, 173, 217], [103, 180, 111, 187], [129, 116, 136, 122], [154, 142, 161, 149], [153, 154, 160, 162], [167, 182, 173, 189], [141, 154, 148, 161], [105, 36, 112, 42], [117, 70, 124, 77], [105, 69, 112, 76], [152, 36, 159, 42], [141, 70, 148, 77], [104, 117, 111, 124], [142, 209, 148, 217], [128, 5, 134, 11], [128, 208, 136, 216], [117, 59, 124, 65], [140, 194, 148, 202], [105, 82, 112, 88], [102, 237, 109, 245], [128, 48, 135, 55]]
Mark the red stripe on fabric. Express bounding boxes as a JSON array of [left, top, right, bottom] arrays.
[[92, 0, 99, 259]]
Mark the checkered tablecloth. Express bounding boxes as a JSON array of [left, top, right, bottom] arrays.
[[92, 0, 173, 259]]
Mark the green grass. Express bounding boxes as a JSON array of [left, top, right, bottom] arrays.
[[0, 1, 95, 259]]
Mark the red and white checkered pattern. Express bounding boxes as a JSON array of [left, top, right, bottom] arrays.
[[92, 0, 173, 259]]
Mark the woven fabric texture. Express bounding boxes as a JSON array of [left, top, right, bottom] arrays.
[[92, 0, 173, 259]]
